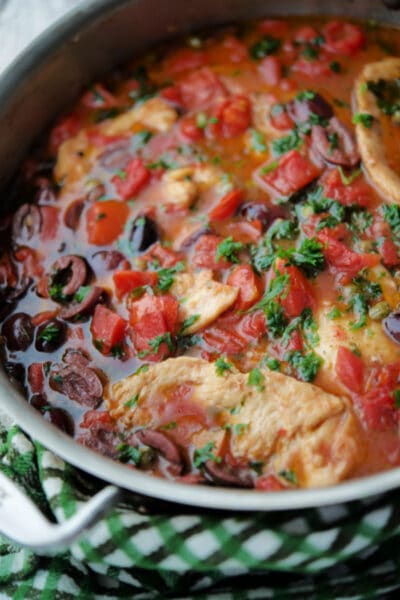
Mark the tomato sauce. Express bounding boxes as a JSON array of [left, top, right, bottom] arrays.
[[2, 17, 400, 489]]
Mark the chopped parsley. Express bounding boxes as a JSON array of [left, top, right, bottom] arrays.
[[37, 323, 60, 343], [124, 394, 140, 409], [352, 112, 374, 128], [393, 389, 400, 409], [338, 166, 362, 186], [367, 78, 400, 117], [278, 469, 298, 485], [272, 128, 302, 156], [74, 285, 91, 303], [247, 368, 265, 391], [148, 333, 174, 354], [286, 350, 322, 382], [330, 60, 341, 73], [251, 129, 268, 152], [383, 203, 400, 237], [249, 35, 281, 60], [193, 442, 221, 468], [117, 444, 142, 466], [215, 237, 243, 264], [265, 301, 287, 338], [215, 358, 234, 376], [156, 261, 185, 291], [327, 306, 342, 320], [180, 314, 200, 332], [265, 357, 281, 371]]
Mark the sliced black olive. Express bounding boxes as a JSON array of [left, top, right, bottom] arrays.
[[64, 200, 84, 230], [136, 429, 183, 475], [204, 460, 254, 488], [50, 363, 103, 407], [12, 203, 42, 243], [129, 215, 159, 253], [383, 311, 400, 344], [59, 286, 106, 320], [4, 361, 26, 386], [238, 202, 271, 228], [288, 93, 333, 123], [6, 277, 32, 302], [179, 227, 211, 250], [86, 183, 106, 203], [311, 117, 360, 168], [1, 312, 34, 351], [49, 255, 89, 300], [35, 318, 67, 353], [91, 250, 129, 272], [43, 407, 74, 436]]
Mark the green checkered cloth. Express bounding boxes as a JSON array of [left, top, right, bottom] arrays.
[[0, 423, 400, 599]]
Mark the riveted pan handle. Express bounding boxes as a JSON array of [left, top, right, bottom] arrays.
[[0, 470, 121, 553]]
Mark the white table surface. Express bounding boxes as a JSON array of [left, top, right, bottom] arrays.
[[0, 0, 82, 74]]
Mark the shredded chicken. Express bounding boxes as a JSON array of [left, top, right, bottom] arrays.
[[101, 97, 178, 135]]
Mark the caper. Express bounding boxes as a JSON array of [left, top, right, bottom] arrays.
[[368, 300, 391, 321]]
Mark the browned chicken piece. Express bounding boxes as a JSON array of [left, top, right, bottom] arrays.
[[106, 357, 366, 488], [354, 57, 400, 204]]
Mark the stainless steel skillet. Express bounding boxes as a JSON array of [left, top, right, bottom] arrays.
[[0, 0, 400, 550]]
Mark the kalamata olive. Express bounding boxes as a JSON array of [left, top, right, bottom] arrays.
[[4, 361, 25, 385], [35, 185, 56, 204], [238, 202, 270, 226], [98, 140, 131, 170], [91, 250, 130, 272], [204, 460, 254, 488], [6, 277, 32, 302], [59, 286, 105, 320], [64, 200, 84, 230], [30, 393, 47, 410], [43, 407, 74, 436], [79, 427, 119, 459], [1, 312, 34, 351], [49, 255, 88, 298], [288, 93, 333, 123], [311, 117, 360, 168], [179, 227, 211, 250], [63, 348, 90, 369], [50, 363, 103, 407], [383, 311, 400, 343], [12, 203, 42, 242], [129, 215, 159, 253], [136, 429, 183, 475], [35, 318, 67, 353]]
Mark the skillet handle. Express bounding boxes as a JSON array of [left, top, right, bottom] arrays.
[[0, 470, 121, 553]]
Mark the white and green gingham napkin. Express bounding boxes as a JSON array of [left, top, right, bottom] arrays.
[[1, 422, 400, 599]]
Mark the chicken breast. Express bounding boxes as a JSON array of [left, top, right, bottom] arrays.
[[101, 97, 178, 135], [171, 269, 238, 333], [354, 57, 400, 203], [161, 165, 221, 209], [106, 357, 365, 487]]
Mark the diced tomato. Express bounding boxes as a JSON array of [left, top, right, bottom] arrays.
[[302, 214, 348, 240], [141, 242, 182, 268], [80, 410, 114, 430], [259, 19, 289, 36], [285, 328, 304, 353], [129, 293, 178, 361], [378, 238, 400, 268], [209, 95, 251, 138], [322, 21, 365, 56], [294, 26, 319, 43], [113, 270, 158, 299], [180, 115, 204, 142], [32, 311, 57, 327], [160, 85, 183, 106], [255, 474, 286, 491], [192, 235, 229, 270], [14, 247, 43, 279], [165, 47, 206, 73], [39, 206, 59, 241], [321, 168, 372, 208], [49, 113, 81, 154], [80, 83, 120, 108], [179, 67, 227, 111], [360, 391, 397, 431], [227, 264, 263, 311], [256, 150, 320, 197], [203, 326, 247, 355], [90, 305, 127, 354], [225, 220, 263, 244], [86, 200, 129, 246], [239, 310, 267, 340], [270, 107, 293, 131], [292, 56, 332, 78], [273, 257, 315, 319], [28, 363, 44, 395], [335, 346, 364, 394], [317, 232, 379, 284], [0, 253, 17, 288], [206, 35, 248, 64], [258, 56, 282, 86], [208, 189, 243, 221], [112, 158, 150, 200]]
